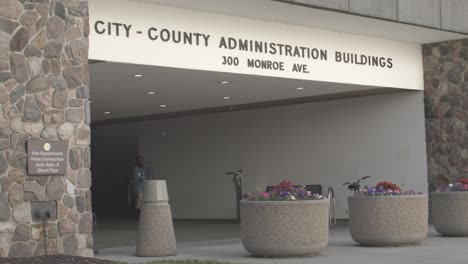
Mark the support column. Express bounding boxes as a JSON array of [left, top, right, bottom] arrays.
[[423, 39, 468, 189], [0, 0, 91, 257]]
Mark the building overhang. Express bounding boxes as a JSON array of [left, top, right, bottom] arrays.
[[88, 0, 444, 122], [136, 0, 467, 44]]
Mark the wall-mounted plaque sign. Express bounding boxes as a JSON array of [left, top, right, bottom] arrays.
[[27, 139, 67, 175]]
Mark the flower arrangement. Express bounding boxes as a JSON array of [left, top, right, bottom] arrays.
[[375, 181, 401, 192], [243, 180, 323, 201], [358, 181, 420, 196], [437, 178, 468, 192]]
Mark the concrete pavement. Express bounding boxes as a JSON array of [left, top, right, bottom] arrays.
[[95, 222, 468, 264]]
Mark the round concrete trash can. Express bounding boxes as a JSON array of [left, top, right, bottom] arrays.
[[348, 195, 428, 246], [136, 180, 176, 257], [432, 192, 468, 236]]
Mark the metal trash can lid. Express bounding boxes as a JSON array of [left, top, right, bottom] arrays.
[[143, 180, 169, 202]]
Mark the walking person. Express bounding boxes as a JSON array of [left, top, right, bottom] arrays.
[[128, 155, 153, 210]]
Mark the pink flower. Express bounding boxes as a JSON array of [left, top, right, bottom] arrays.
[[403, 190, 416, 195], [457, 178, 468, 190], [260, 192, 270, 198]]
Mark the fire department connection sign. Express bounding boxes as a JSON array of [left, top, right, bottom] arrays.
[[89, 0, 424, 90], [27, 140, 67, 175]]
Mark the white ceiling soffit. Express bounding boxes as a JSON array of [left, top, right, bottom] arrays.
[[90, 62, 390, 122], [135, 0, 466, 44]]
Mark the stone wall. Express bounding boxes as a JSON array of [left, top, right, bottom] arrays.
[[0, 0, 91, 258], [423, 39, 468, 189]]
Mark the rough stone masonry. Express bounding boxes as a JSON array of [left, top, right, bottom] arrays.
[[0, 0, 92, 258], [423, 39, 468, 190]]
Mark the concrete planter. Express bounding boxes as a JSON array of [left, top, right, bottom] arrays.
[[432, 192, 468, 236], [240, 199, 329, 257], [348, 195, 428, 246]]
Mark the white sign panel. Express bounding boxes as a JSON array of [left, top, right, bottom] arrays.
[[89, 0, 423, 90]]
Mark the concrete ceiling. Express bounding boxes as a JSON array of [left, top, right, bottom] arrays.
[[89, 62, 398, 122], [136, 0, 466, 44]]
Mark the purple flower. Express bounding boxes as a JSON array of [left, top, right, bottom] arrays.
[[357, 182, 421, 196]]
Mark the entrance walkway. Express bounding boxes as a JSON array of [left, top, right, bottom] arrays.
[[95, 221, 468, 264], [93, 219, 240, 249]]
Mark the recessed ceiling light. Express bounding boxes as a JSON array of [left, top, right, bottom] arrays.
[[147, 91, 155, 95], [297, 87, 304, 90], [224, 96, 231, 100], [104, 111, 111, 114], [160, 104, 167, 108], [133, 74, 143, 78], [220, 81, 230, 84]]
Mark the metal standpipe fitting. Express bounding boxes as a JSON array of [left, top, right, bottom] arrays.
[[136, 180, 177, 257]]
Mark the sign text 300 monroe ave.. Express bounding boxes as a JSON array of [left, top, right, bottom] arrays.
[[89, 0, 423, 90]]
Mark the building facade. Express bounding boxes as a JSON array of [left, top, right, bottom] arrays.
[[0, 0, 467, 258]]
